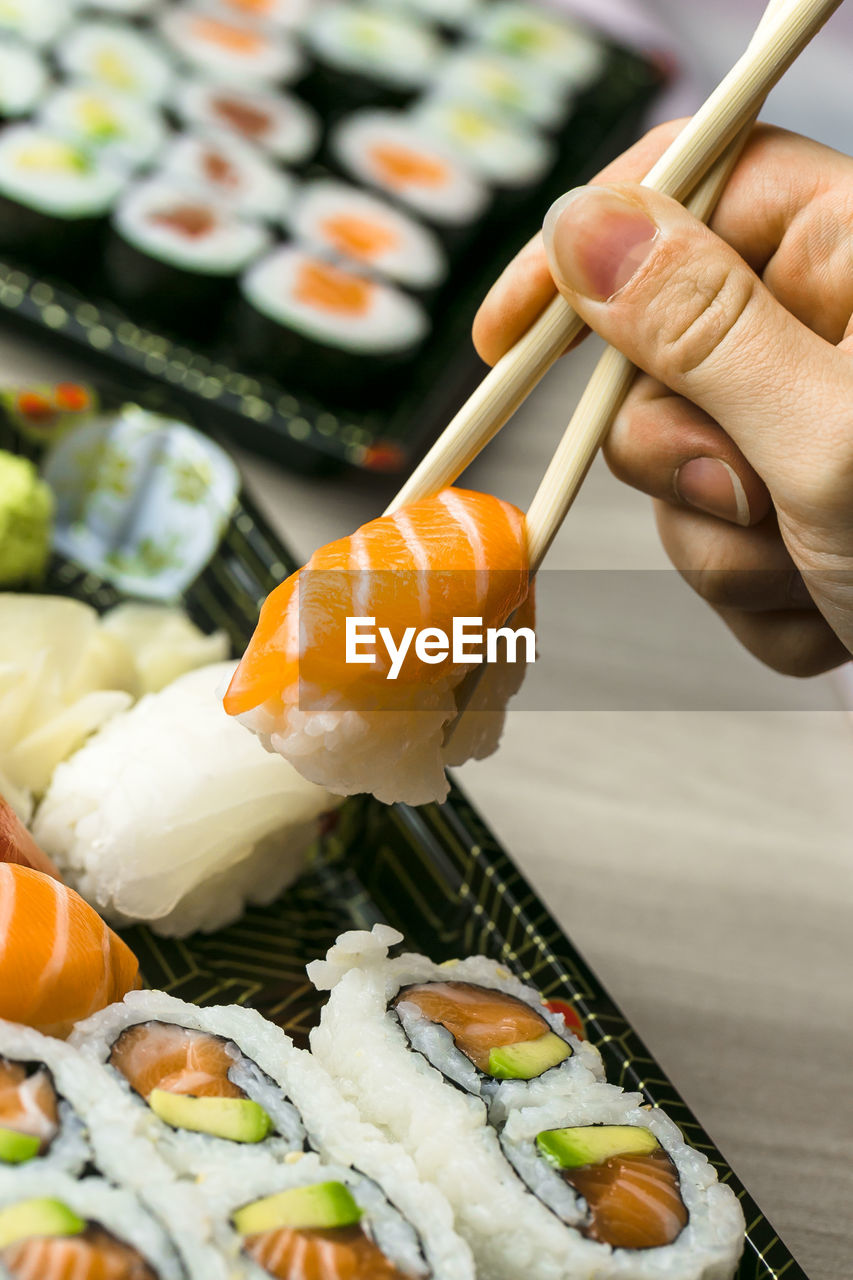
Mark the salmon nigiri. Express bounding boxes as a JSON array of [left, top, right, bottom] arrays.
[[0, 796, 60, 879], [224, 488, 534, 806], [0, 864, 141, 1038]]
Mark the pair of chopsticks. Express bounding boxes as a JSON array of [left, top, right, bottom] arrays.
[[376, 0, 841, 736]]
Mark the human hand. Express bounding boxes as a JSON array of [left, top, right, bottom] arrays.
[[474, 123, 853, 676]]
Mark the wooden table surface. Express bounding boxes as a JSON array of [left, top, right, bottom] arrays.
[[2, 326, 851, 1280]]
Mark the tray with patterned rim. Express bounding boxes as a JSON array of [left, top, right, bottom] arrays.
[[0, 36, 662, 477], [1, 388, 804, 1280]]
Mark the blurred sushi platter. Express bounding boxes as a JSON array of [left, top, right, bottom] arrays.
[[0, 387, 807, 1280], [0, 0, 662, 472]]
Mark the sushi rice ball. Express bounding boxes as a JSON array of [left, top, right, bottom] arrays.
[[304, 3, 443, 92], [242, 243, 429, 356], [158, 4, 305, 84], [159, 130, 296, 222], [113, 175, 271, 279], [412, 95, 555, 189], [57, 20, 175, 102], [0, 0, 68, 46], [173, 78, 320, 165], [39, 84, 168, 171], [331, 110, 489, 228], [288, 178, 446, 291], [0, 124, 124, 222], [215, 0, 315, 30], [0, 43, 48, 119], [431, 45, 573, 131], [469, 1, 605, 89]]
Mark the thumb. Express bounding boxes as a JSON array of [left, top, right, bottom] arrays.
[[542, 182, 846, 500]]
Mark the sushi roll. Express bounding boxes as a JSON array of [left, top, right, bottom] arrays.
[[0, 0, 68, 46], [0, 125, 124, 265], [302, 4, 443, 114], [70, 992, 308, 1177], [288, 178, 447, 294], [105, 176, 271, 336], [33, 662, 338, 937], [39, 84, 168, 171], [430, 45, 573, 131], [158, 5, 305, 86], [57, 20, 175, 102], [0, 44, 48, 121], [0, 1171, 185, 1280], [467, 1, 605, 91], [199, 1148, 474, 1280], [0, 1023, 91, 1176], [222, 487, 533, 805], [239, 243, 430, 404], [306, 927, 605, 1280], [173, 79, 320, 166], [411, 94, 556, 191], [329, 110, 489, 243], [159, 131, 295, 222], [498, 1089, 745, 1278], [0, 864, 140, 1037]]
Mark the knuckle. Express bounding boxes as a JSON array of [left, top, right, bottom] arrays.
[[654, 261, 758, 383]]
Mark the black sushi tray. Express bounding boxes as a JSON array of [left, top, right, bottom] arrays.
[[0, 37, 663, 477], [0, 387, 807, 1280]]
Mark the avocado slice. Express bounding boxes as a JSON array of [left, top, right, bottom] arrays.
[[148, 1090, 273, 1143], [536, 1125, 660, 1170], [233, 1182, 363, 1236], [0, 1198, 85, 1249], [0, 1126, 40, 1165], [487, 1031, 571, 1080]]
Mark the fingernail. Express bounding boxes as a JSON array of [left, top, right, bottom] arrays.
[[675, 458, 751, 526], [543, 186, 659, 301]]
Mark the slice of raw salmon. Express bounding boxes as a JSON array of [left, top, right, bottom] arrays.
[[567, 1149, 688, 1250], [394, 982, 550, 1072], [109, 1022, 245, 1100], [2, 1225, 158, 1280], [0, 1060, 59, 1151], [245, 1225, 412, 1280]]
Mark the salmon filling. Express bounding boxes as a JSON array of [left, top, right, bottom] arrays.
[[192, 17, 264, 54], [201, 149, 240, 189], [108, 1022, 244, 1101], [211, 95, 271, 140], [566, 1150, 688, 1250], [368, 144, 447, 191], [394, 982, 553, 1073], [148, 205, 218, 239], [295, 261, 373, 315], [320, 215, 399, 262], [245, 1225, 412, 1280], [1, 1225, 158, 1280], [0, 1060, 59, 1153]]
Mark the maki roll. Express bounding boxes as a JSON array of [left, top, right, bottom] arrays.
[[288, 178, 447, 294], [159, 131, 295, 222], [158, 5, 305, 86], [0, 1171, 185, 1280], [498, 1089, 745, 1277], [467, 2, 605, 91], [302, 4, 443, 114], [106, 176, 270, 336], [201, 1148, 474, 1280], [70, 993, 308, 1177], [330, 110, 489, 242], [39, 84, 167, 171], [173, 79, 320, 166], [57, 21, 175, 102], [0, 125, 123, 266], [0, 1023, 91, 1176], [0, 0, 67, 46], [430, 46, 573, 131], [239, 243, 430, 404], [0, 44, 48, 120], [411, 95, 555, 191]]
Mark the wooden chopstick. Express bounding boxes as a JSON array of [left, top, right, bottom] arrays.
[[443, 0, 803, 740], [385, 0, 843, 518]]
